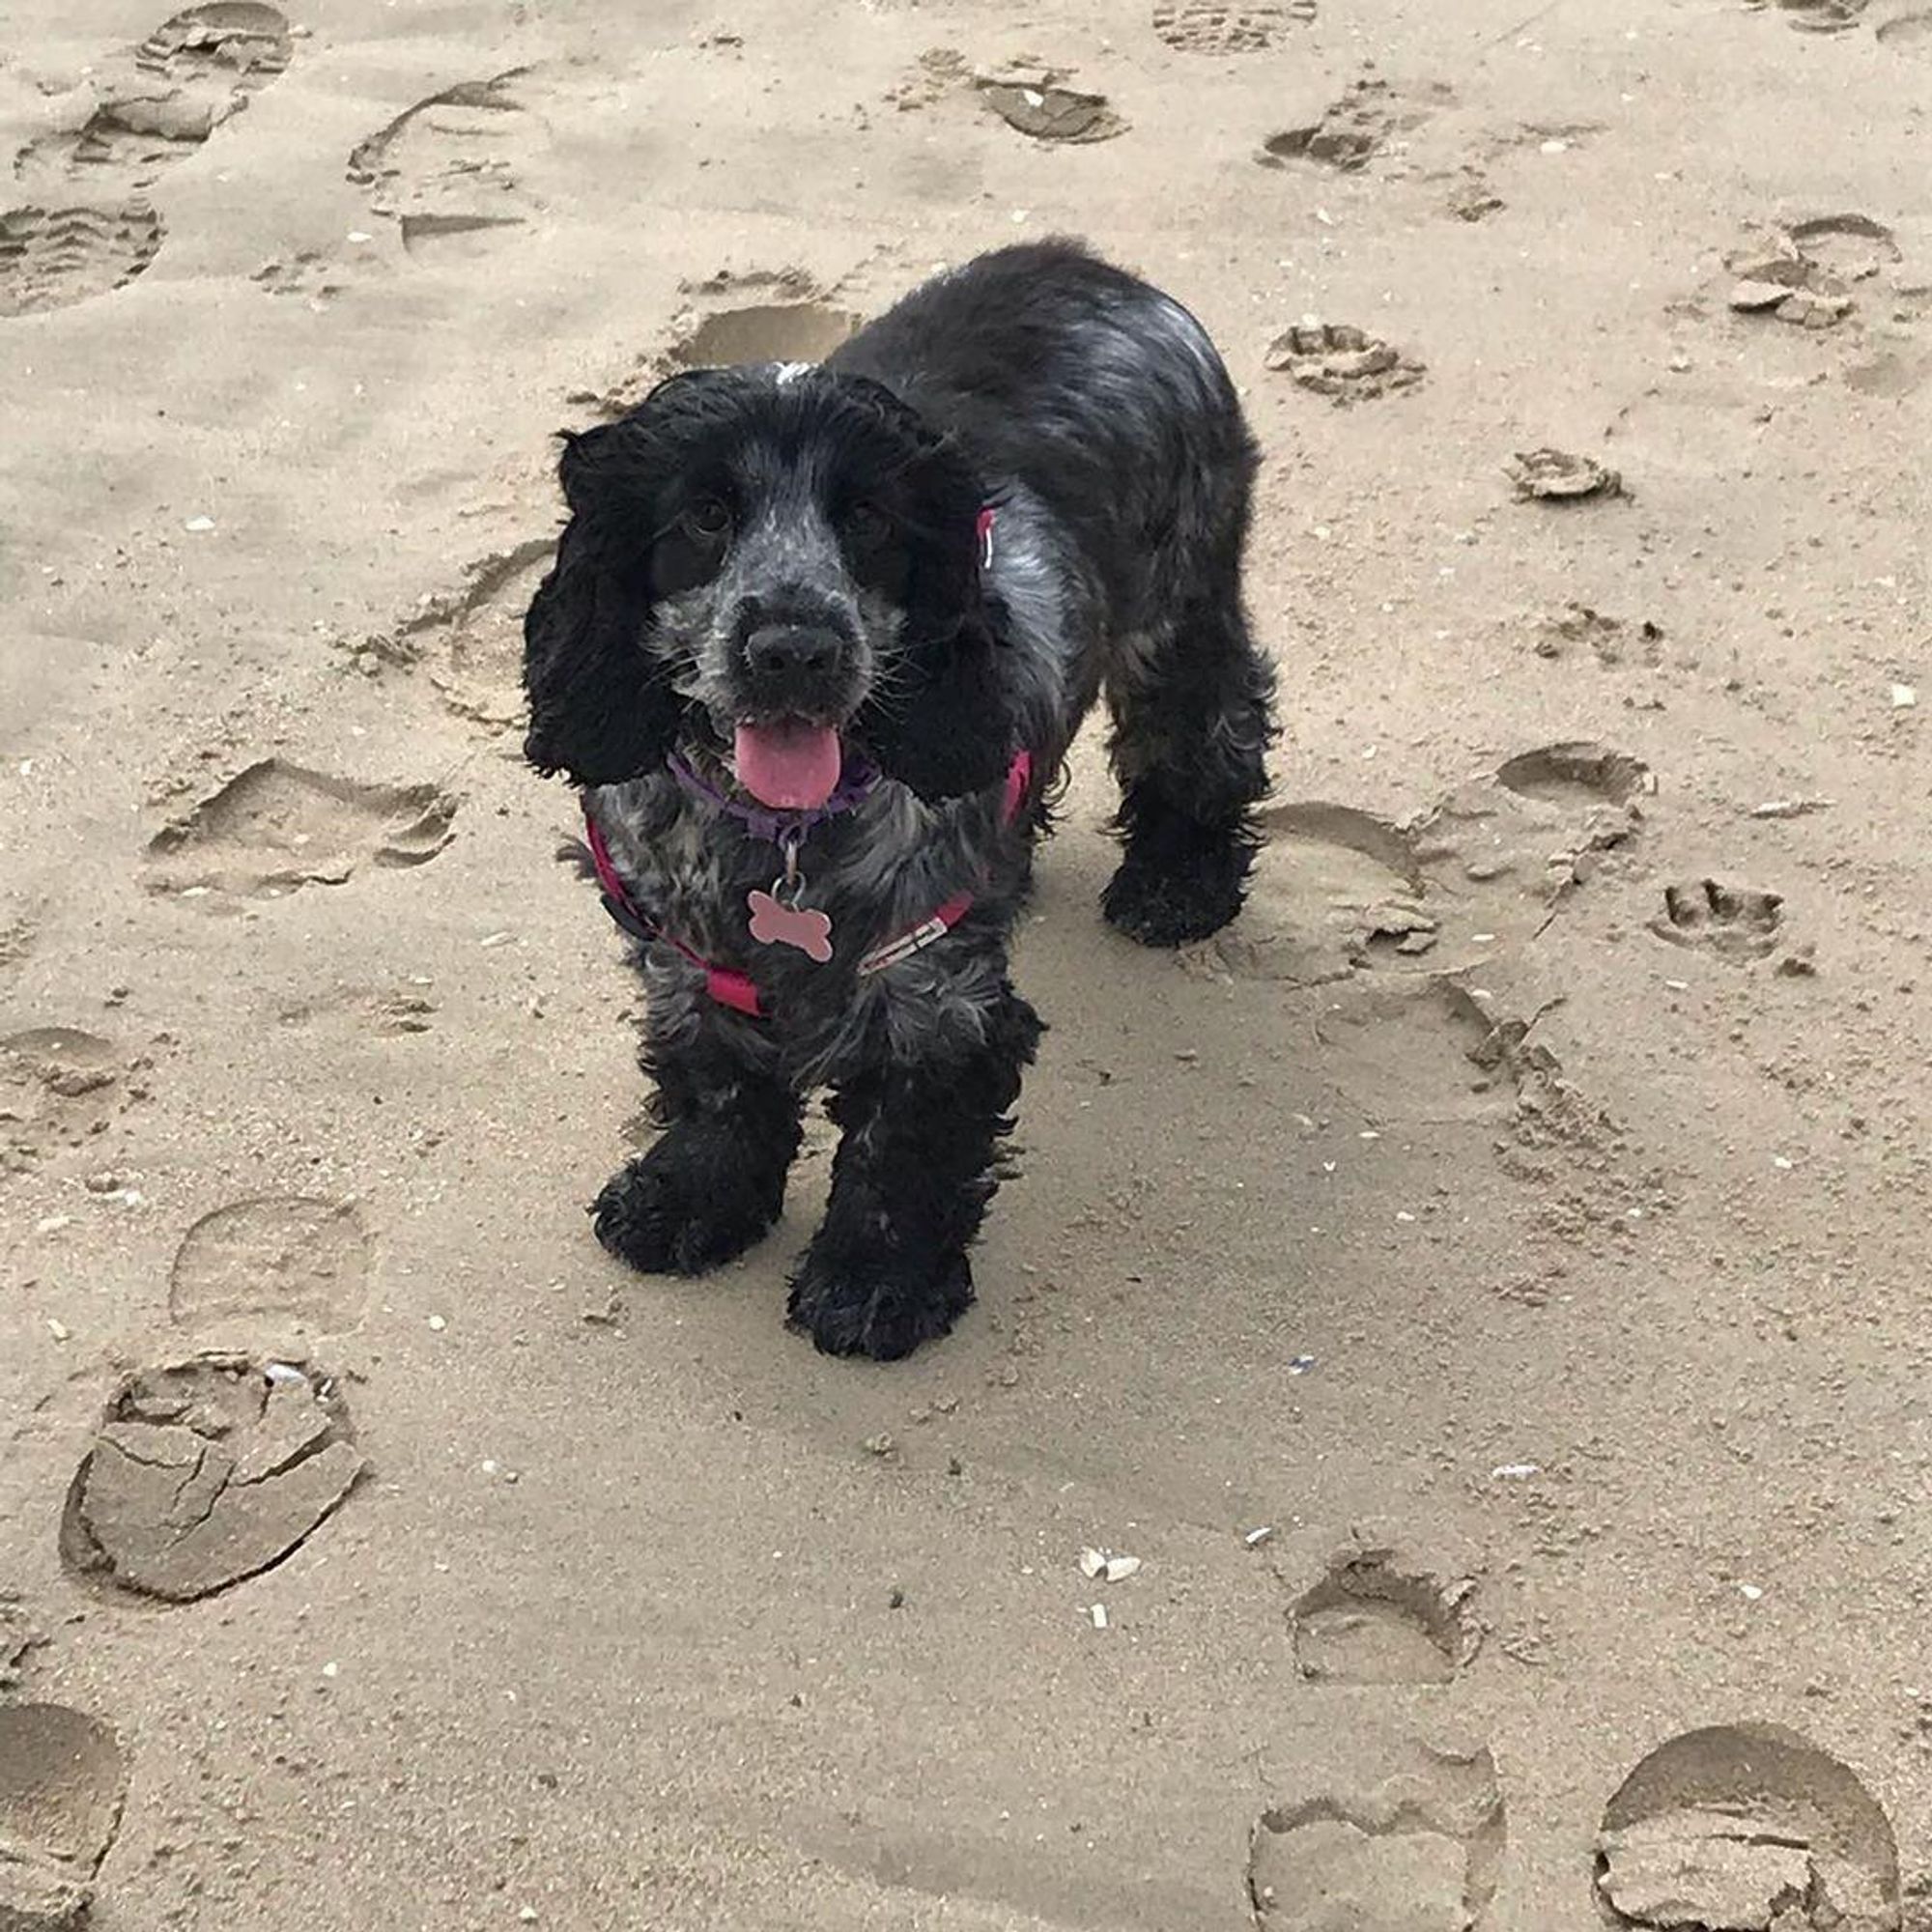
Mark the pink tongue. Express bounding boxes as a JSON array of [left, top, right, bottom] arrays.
[[732, 721, 843, 810]]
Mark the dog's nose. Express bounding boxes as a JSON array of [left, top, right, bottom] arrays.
[[744, 625, 841, 681]]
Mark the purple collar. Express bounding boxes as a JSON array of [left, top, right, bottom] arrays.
[[666, 749, 881, 848]]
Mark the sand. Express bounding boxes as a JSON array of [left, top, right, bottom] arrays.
[[1, 0, 1928, 1925]]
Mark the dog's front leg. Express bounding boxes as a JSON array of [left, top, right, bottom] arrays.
[[788, 980, 1042, 1360], [592, 992, 802, 1277]]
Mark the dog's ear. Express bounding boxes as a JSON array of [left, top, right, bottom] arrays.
[[850, 402, 1016, 803], [861, 599, 1017, 803], [522, 423, 681, 785]]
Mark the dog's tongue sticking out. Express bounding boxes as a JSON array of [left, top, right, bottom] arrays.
[[733, 720, 842, 810]]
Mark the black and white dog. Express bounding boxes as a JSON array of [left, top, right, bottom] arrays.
[[524, 240, 1275, 1359]]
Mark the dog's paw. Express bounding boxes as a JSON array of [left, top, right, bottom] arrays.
[[1102, 853, 1246, 948], [591, 1132, 782, 1276], [785, 1242, 975, 1361]]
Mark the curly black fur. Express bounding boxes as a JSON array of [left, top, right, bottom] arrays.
[[526, 239, 1277, 1359], [592, 1022, 803, 1275], [787, 982, 1042, 1360]]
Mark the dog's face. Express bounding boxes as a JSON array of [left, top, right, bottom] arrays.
[[524, 365, 1015, 805]]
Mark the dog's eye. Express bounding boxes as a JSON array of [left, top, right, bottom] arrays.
[[843, 500, 892, 549], [680, 497, 732, 541]]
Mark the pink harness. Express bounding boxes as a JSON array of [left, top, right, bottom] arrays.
[[583, 749, 1034, 1020]]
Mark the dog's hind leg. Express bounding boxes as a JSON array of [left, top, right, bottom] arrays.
[[592, 995, 802, 1276], [786, 978, 1042, 1360], [1100, 515, 1277, 948]]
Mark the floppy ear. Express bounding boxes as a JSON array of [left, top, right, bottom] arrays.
[[851, 409, 1016, 803], [861, 598, 1017, 803], [522, 424, 681, 785]]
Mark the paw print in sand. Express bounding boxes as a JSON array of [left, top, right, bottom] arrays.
[[1650, 878, 1783, 961]]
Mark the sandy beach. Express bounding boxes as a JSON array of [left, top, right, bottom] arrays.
[[3, 0, 1930, 1925]]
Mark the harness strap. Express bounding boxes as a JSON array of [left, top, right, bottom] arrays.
[[584, 747, 1034, 1019], [854, 748, 1032, 980], [583, 810, 765, 1016]]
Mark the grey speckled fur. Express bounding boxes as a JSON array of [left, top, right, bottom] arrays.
[[524, 238, 1277, 1358], [586, 476, 1076, 1088]]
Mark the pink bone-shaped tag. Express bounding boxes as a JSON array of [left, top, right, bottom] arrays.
[[746, 888, 834, 963]]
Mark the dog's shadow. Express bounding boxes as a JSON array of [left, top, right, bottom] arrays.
[[614, 812, 1575, 1511]]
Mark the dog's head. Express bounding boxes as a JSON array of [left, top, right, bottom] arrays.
[[523, 364, 1014, 805]]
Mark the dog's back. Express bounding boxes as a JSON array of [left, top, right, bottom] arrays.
[[827, 240, 1257, 634]]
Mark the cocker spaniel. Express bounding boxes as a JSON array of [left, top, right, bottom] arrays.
[[524, 238, 1276, 1359]]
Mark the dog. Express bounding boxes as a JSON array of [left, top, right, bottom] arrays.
[[523, 238, 1276, 1359]]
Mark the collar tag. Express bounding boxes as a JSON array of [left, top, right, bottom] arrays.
[[977, 506, 997, 572]]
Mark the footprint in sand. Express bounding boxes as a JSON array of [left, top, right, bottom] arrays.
[[1594, 1723, 1899, 1929], [1208, 802, 1435, 988], [1215, 888, 1650, 1240], [668, 294, 864, 374], [1265, 321, 1425, 404], [1208, 742, 1653, 989], [1153, 3, 1316, 55], [1258, 969, 1648, 1251], [1, 1028, 128, 1174], [1752, 0, 1870, 33], [1505, 447, 1623, 502], [1319, 979, 1526, 1122], [1260, 80, 1446, 174], [1444, 171, 1506, 223], [1649, 877, 1785, 962], [436, 552, 553, 726], [1290, 1543, 1481, 1687], [582, 277, 864, 419], [0, 203, 164, 318], [1727, 213, 1900, 329], [1249, 1737, 1506, 1930], [1488, 742, 1652, 810], [975, 70, 1126, 144], [169, 1196, 375, 1342], [143, 758, 456, 904], [3, 4, 291, 318], [61, 1353, 365, 1603], [275, 980, 437, 1036], [347, 71, 546, 259], [251, 246, 354, 305], [133, 2, 292, 82], [1876, 11, 1932, 51], [1532, 602, 1665, 668], [13, 3, 292, 197], [1414, 742, 1653, 934], [0, 1703, 128, 1931], [1790, 214, 1901, 277], [354, 540, 555, 726]]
